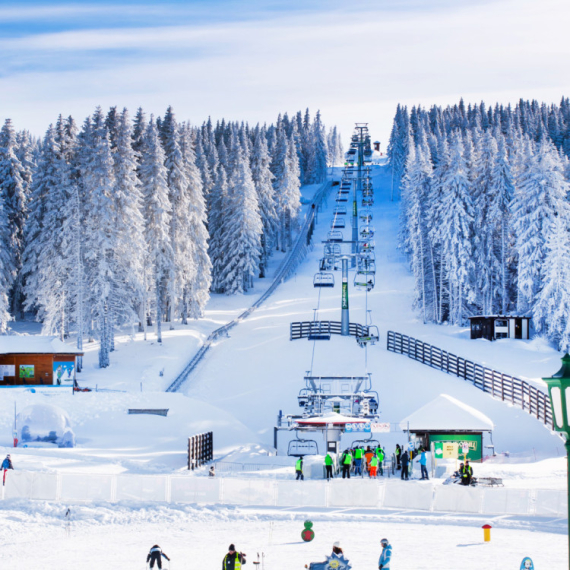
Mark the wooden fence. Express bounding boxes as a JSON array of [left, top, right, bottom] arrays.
[[188, 432, 214, 470], [386, 331, 553, 429]]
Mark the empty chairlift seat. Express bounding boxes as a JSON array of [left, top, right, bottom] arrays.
[[334, 205, 347, 215], [327, 230, 344, 242], [356, 325, 380, 347], [288, 438, 319, 457], [331, 218, 346, 229], [313, 272, 335, 288]]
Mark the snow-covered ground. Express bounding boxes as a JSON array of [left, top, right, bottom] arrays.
[[0, 501, 565, 570], [1, 165, 568, 568]]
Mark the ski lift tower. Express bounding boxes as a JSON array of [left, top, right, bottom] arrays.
[[352, 123, 370, 268]]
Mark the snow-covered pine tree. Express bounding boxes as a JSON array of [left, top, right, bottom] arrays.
[[0, 119, 27, 320], [109, 108, 146, 341], [81, 108, 117, 367], [217, 144, 262, 294], [208, 163, 228, 293], [139, 117, 174, 343], [488, 131, 515, 314], [533, 211, 570, 351], [437, 131, 474, 325], [511, 138, 568, 314], [309, 110, 328, 183], [180, 122, 211, 320], [251, 127, 277, 277]]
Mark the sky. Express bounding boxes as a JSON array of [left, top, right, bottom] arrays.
[[1, 0, 570, 146]]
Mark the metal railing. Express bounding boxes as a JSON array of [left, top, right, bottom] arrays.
[[166, 181, 332, 392], [386, 331, 553, 429], [290, 320, 370, 340]]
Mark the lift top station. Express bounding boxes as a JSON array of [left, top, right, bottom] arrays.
[[276, 122, 381, 457]]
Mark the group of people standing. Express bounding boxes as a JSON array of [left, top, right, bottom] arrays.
[[394, 444, 429, 481], [338, 445, 385, 479]]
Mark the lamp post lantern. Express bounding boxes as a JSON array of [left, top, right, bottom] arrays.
[[543, 353, 570, 569]]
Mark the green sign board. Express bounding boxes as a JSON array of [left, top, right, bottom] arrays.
[[353, 201, 357, 217], [430, 433, 482, 462], [341, 282, 348, 309]]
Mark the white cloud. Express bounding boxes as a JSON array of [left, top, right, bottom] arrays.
[[1, 0, 569, 144]]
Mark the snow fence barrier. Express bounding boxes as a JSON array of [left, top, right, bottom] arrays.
[[2, 472, 566, 517]]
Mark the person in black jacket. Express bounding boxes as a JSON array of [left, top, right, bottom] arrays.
[[147, 545, 170, 569], [223, 544, 246, 570], [400, 450, 409, 480]]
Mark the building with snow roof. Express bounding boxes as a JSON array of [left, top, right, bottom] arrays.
[[0, 336, 83, 387], [400, 394, 494, 462]]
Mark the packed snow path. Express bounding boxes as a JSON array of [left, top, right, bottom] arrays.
[[166, 181, 331, 392]]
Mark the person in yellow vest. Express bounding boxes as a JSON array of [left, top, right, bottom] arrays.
[[341, 449, 352, 479], [369, 454, 378, 478], [376, 446, 385, 476], [223, 544, 246, 570], [325, 453, 334, 480], [295, 456, 304, 480]]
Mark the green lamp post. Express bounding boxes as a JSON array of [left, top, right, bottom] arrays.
[[543, 353, 570, 569]]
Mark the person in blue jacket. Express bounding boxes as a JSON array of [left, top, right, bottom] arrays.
[[2, 454, 13, 486], [419, 448, 429, 480], [378, 538, 392, 569]]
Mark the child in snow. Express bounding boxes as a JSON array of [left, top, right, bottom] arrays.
[[379, 538, 392, 569]]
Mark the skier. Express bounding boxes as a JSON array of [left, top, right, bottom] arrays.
[[395, 444, 401, 469], [295, 457, 304, 481], [400, 451, 409, 480], [223, 544, 246, 569], [324, 452, 334, 480], [2, 454, 13, 486], [147, 545, 170, 569], [364, 446, 374, 472], [378, 538, 392, 569], [418, 448, 429, 480], [209, 465, 216, 477], [341, 449, 352, 479]]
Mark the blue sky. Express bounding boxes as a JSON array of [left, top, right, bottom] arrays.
[[1, 0, 569, 143]]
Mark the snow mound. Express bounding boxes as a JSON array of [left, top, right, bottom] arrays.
[[17, 403, 75, 447]]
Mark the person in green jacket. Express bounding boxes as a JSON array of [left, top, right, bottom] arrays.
[[376, 446, 385, 476], [324, 453, 334, 480], [341, 450, 352, 479], [296, 457, 304, 480], [369, 454, 379, 478], [354, 446, 364, 476]]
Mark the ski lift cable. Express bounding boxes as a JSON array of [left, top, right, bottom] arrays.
[[309, 283, 323, 376]]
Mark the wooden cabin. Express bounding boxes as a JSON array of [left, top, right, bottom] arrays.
[[0, 337, 83, 386], [468, 315, 530, 341]]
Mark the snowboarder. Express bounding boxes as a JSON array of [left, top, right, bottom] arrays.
[[296, 457, 304, 480], [400, 451, 409, 480], [147, 545, 170, 569], [223, 544, 246, 569], [378, 538, 392, 569], [341, 449, 352, 479], [418, 448, 429, 480], [325, 452, 334, 480], [395, 444, 401, 469], [2, 454, 13, 486]]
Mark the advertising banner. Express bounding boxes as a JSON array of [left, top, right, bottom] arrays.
[[53, 362, 75, 385], [19, 365, 34, 379]]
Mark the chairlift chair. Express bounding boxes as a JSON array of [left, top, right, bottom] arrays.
[[327, 230, 344, 242], [360, 228, 374, 239], [354, 272, 375, 292], [356, 325, 380, 348], [352, 436, 380, 450], [331, 218, 345, 229], [362, 197, 374, 207], [288, 435, 319, 457], [336, 196, 348, 203], [334, 205, 347, 215], [358, 258, 376, 273], [324, 243, 341, 257], [361, 241, 375, 253], [313, 272, 335, 288]]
